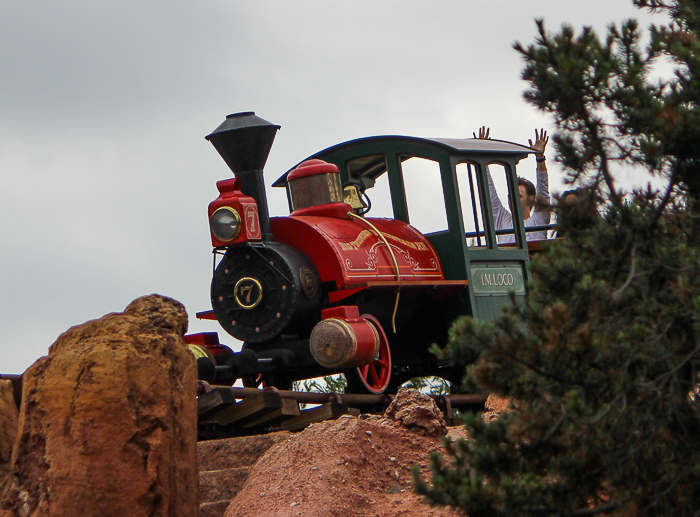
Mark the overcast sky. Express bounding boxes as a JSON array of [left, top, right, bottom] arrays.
[[0, 1, 664, 374]]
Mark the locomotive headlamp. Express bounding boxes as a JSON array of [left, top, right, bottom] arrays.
[[207, 178, 262, 246], [211, 207, 242, 242]]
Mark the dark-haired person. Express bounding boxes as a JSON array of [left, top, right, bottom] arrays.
[[554, 187, 599, 237], [474, 127, 550, 243]]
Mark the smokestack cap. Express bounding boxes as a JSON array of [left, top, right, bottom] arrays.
[[207, 112, 279, 134], [206, 112, 280, 174]]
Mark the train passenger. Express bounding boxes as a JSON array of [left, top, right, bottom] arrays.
[[554, 187, 599, 237], [474, 127, 550, 243]]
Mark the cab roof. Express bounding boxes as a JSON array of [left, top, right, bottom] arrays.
[[272, 135, 535, 187]]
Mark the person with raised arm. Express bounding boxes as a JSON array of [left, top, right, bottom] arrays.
[[474, 126, 550, 243]]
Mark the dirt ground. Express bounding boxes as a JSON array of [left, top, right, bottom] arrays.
[[203, 389, 513, 516], [223, 414, 469, 516]]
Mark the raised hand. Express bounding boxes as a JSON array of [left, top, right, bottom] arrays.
[[473, 126, 490, 139], [528, 128, 549, 154]]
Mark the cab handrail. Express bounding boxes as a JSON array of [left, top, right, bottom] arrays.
[[465, 223, 557, 239]]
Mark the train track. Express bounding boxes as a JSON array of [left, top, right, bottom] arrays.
[[2, 373, 485, 439], [197, 382, 486, 439]]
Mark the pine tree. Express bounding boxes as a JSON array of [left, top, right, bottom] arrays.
[[415, 2, 700, 515]]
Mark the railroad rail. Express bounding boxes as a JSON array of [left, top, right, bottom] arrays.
[[197, 382, 487, 439], [2, 373, 486, 439]]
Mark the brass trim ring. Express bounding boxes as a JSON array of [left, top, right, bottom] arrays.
[[233, 277, 263, 309]]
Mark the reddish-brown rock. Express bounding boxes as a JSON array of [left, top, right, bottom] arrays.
[[0, 380, 18, 480], [197, 433, 293, 517], [0, 294, 198, 517], [197, 433, 291, 472], [384, 388, 447, 436]]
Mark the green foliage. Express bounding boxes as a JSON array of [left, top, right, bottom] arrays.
[[421, 200, 700, 515], [293, 374, 347, 394], [292, 374, 347, 409], [416, 2, 700, 515], [402, 376, 453, 396], [515, 1, 700, 206]]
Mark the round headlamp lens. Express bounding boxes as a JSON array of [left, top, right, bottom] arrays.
[[211, 207, 241, 242]]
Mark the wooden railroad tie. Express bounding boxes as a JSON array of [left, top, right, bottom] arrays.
[[197, 385, 486, 437], [198, 387, 360, 434]]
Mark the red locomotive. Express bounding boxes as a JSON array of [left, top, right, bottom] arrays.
[[187, 112, 544, 394]]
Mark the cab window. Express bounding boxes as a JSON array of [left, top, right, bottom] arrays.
[[400, 156, 448, 234], [456, 162, 488, 248], [456, 162, 522, 248], [344, 154, 393, 218], [484, 163, 521, 247]]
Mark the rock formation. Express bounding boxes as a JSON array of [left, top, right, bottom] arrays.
[[0, 294, 198, 517], [384, 388, 447, 436], [0, 380, 18, 480], [198, 433, 291, 517]]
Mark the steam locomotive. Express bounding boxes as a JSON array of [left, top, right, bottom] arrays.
[[186, 112, 542, 394]]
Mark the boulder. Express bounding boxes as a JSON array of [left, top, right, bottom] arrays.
[[384, 388, 447, 436], [0, 294, 198, 517], [0, 380, 18, 480]]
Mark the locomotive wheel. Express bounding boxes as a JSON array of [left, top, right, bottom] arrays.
[[345, 314, 392, 394]]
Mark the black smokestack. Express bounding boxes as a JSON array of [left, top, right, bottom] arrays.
[[206, 112, 280, 241]]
